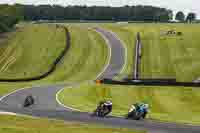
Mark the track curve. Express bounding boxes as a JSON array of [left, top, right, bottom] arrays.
[[0, 28, 200, 133], [95, 27, 125, 79]]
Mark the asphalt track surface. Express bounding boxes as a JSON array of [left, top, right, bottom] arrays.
[[95, 28, 125, 79], [0, 28, 200, 133]]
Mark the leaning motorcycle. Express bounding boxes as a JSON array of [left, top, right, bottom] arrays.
[[126, 105, 145, 120], [23, 95, 34, 107], [92, 103, 108, 117]]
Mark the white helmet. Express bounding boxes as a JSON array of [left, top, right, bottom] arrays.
[[129, 105, 136, 112], [143, 104, 149, 109], [105, 100, 112, 105]]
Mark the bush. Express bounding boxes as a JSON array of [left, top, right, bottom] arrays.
[[0, 22, 9, 33], [1, 15, 19, 27], [177, 32, 183, 36], [0, 15, 19, 33]]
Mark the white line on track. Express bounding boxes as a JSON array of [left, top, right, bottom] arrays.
[[0, 86, 34, 116], [56, 28, 128, 112], [94, 28, 112, 80], [0, 111, 17, 115], [0, 86, 31, 102], [0, 27, 127, 116], [55, 86, 81, 112], [55, 27, 114, 112], [0, 83, 82, 115], [108, 30, 127, 74], [0, 108, 62, 121]]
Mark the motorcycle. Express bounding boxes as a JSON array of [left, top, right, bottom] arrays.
[[23, 95, 34, 107], [126, 105, 147, 120], [92, 102, 109, 117]]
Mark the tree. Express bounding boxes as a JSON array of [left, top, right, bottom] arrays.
[[175, 11, 185, 22], [0, 4, 23, 33], [186, 12, 196, 23], [0, 22, 9, 33], [157, 9, 173, 22], [0, 4, 174, 23]]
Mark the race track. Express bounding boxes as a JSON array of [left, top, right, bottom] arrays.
[[0, 28, 200, 133], [95, 27, 125, 79]]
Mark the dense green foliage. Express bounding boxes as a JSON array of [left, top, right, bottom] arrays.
[[0, 4, 23, 33], [175, 11, 185, 22], [186, 12, 197, 23], [0, 4, 173, 22], [23, 5, 173, 22]]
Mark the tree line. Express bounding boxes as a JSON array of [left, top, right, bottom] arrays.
[[0, 4, 198, 33], [23, 5, 173, 22], [175, 11, 196, 22], [0, 4, 23, 33]]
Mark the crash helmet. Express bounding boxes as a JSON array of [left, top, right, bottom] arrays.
[[143, 103, 149, 109], [105, 100, 112, 105], [129, 105, 136, 112]]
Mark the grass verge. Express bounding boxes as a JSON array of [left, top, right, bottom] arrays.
[[58, 84, 200, 125], [0, 115, 145, 133], [0, 24, 66, 79]]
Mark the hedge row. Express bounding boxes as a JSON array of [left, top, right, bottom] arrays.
[[0, 15, 20, 33]]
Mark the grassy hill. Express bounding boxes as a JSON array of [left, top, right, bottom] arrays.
[[0, 24, 66, 79], [0, 24, 108, 96], [55, 23, 200, 125], [2, 23, 200, 126], [41, 25, 108, 82], [104, 23, 200, 81]]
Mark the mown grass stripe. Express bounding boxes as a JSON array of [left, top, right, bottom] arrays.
[[0, 25, 70, 82]]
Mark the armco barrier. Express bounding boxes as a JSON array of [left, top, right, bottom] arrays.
[[101, 78, 200, 87], [0, 25, 70, 82], [133, 32, 141, 79]]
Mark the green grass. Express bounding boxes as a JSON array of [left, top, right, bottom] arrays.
[[0, 83, 30, 96], [0, 115, 144, 133], [0, 23, 66, 96], [0, 24, 108, 96], [103, 23, 200, 81], [58, 84, 200, 125], [40, 23, 200, 125], [0, 24, 66, 79], [41, 26, 108, 82], [2, 22, 200, 127]]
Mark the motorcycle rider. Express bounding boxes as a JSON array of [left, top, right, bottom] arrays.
[[102, 100, 113, 115], [129, 102, 149, 119], [128, 104, 136, 113], [24, 95, 34, 107], [137, 103, 149, 118]]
